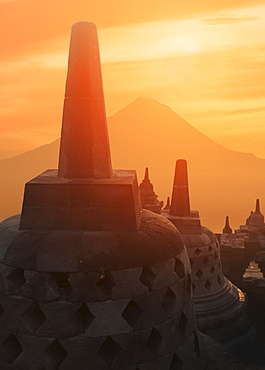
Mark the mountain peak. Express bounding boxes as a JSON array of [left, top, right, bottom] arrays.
[[112, 97, 178, 119]]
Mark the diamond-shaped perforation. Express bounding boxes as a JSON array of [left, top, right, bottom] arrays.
[[217, 275, 222, 286], [205, 280, 212, 292], [45, 340, 67, 368], [21, 302, 46, 332], [194, 331, 200, 358], [55, 273, 71, 288], [195, 269, 203, 280], [146, 328, 163, 356], [210, 266, 215, 275], [174, 259, 185, 279], [139, 267, 156, 291], [122, 300, 142, 328], [2, 333, 22, 364], [77, 303, 95, 330], [194, 248, 201, 256], [98, 337, 122, 366], [208, 245, 213, 253], [170, 353, 183, 370], [203, 256, 209, 266], [179, 312, 188, 337], [6, 268, 25, 291], [96, 272, 113, 296], [162, 287, 177, 314], [186, 274, 192, 297]]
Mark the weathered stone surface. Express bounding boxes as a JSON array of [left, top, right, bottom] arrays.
[[110, 268, 148, 300], [35, 301, 82, 338], [21, 271, 60, 301], [0, 328, 22, 366], [85, 300, 132, 337], [69, 272, 113, 302], [0, 293, 37, 334], [14, 334, 67, 370], [0, 264, 25, 295], [139, 211, 185, 261], [110, 329, 155, 367], [138, 352, 176, 370], [19, 170, 141, 232], [36, 231, 81, 272], [4, 231, 47, 270], [59, 336, 108, 370], [80, 231, 122, 272], [0, 216, 21, 263], [143, 259, 178, 291]]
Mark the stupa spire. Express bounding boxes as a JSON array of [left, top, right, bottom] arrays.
[[144, 167, 150, 181], [58, 22, 112, 179], [170, 159, 191, 217], [223, 216, 232, 234], [255, 199, 261, 213], [164, 196, 171, 211]]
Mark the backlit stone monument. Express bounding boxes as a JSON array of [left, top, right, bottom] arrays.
[[163, 159, 253, 354], [0, 22, 222, 369], [223, 216, 232, 234], [139, 168, 163, 214]]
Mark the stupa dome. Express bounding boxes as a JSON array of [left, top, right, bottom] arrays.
[[163, 159, 254, 355], [0, 209, 201, 369]]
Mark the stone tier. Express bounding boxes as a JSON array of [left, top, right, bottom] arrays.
[[20, 170, 141, 232]]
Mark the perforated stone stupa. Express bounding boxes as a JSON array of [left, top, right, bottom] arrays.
[[163, 159, 253, 354], [0, 22, 223, 370]]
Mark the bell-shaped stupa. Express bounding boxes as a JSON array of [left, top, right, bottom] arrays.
[[139, 167, 163, 214], [163, 159, 254, 354], [0, 22, 224, 370]]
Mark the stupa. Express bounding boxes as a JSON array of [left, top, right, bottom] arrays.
[[139, 168, 163, 214], [0, 22, 224, 370], [223, 216, 232, 234], [163, 159, 253, 354], [243, 261, 264, 279]]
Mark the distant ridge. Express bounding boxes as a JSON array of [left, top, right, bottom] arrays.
[[1, 98, 265, 231]]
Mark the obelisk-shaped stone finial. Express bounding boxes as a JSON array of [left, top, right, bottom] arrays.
[[144, 167, 150, 182], [164, 196, 171, 211], [58, 22, 112, 179], [255, 199, 261, 213], [170, 159, 191, 217], [223, 216, 232, 234]]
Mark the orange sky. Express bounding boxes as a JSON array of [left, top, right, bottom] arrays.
[[0, 0, 265, 159]]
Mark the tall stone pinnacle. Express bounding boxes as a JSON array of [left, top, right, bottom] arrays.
[[58, 22, 112, 178], [164, 196, 171, 210], [223, 216, 232, 234], [170, 159, 191, 217], [255, 199, 261, 213], [144, 167, 149, 182]]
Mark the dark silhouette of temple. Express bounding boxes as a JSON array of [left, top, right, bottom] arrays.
[[161, 160, 254, 356], [139, 168, 163, 214], [220, 199, 265, 284], [0, 22, 248, 369], [223, 216, 232, 234]]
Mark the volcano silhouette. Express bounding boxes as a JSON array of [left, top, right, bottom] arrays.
[[1, 98, 264, 231]]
